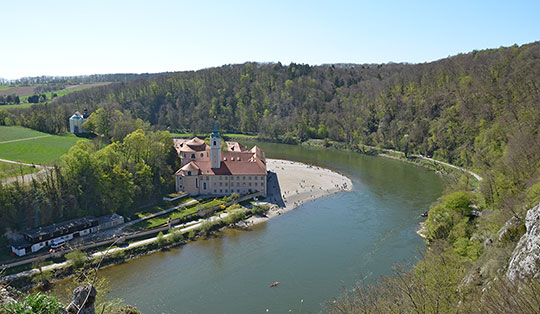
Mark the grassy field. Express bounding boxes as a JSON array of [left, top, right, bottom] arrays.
[[0, 82, 113, 110], [0, 126, 88, 164], [170, 132, 258, 139], [223, 133, 258, 139], [131, 197, 195, 219], [130, 197, 229, 230], [0, 161, 40, 180], [0, 102, 36, 110]]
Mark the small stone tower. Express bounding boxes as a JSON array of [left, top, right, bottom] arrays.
[[210, 120, 221, 169]]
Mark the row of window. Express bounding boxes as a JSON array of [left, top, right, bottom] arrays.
[[183, 153, 207, 159], [215, 182, 262, 187], [205, 175, 265, 181], [213, 189, 256, 194]]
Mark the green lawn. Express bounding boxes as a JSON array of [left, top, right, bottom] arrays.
[[170, 132, 194, 138], [0, 126, 88, 164], [19, 86, 85, 102], [131, 197, 195, 219], [2, 84, 109, 110], [0, 102, 36, 110], [0, 161, 40, 180], [130, 197, 228, 230], [133, 205, 200, 230], [222, 133, 258, 139], [170, 132, 257, 139]]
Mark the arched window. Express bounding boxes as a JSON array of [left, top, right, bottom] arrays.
[[191, 154, 195, 158], [187, 171, 191, 176], [213, 141, 216, 146], [200, 153, 204, 157]]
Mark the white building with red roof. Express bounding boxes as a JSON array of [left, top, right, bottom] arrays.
[[174, 122, 267, 197]]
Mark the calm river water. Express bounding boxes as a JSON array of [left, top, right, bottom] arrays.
[[57, 142, 445, 313]]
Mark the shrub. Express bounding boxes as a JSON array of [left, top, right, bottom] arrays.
[[109, 305, 141, 314], [230, 192, 240, 201], [199, 221, 215, 235], [187, 231, 196, 240], [2, 292, 62, 314], [251, 204, 270, 216], [425, 191, 476, 241], [111, 249, 126, 260], [156, 231, 165, 247], [31, 266, 52, 288], [500, 223, 526, 244], [224, 211, 245, 225], [169, 229, 185, 243], [66, 250, 87, 269]]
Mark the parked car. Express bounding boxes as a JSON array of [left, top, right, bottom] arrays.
[[50, 238, 66, 249]]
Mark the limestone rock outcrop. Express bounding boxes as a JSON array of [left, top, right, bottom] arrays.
[[66, 285, 97, 314], [506, 202, 540, 281]]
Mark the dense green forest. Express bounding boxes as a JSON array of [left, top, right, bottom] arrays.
[[0, 129, 178, 234], [1, 42, 539, 312]]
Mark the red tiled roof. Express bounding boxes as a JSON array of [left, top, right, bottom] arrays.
[[226, 141, 247, 152], [250, 145, 265, 163], [175, 161, 201, 175], [186, 137, 205, 146], [180, 137, 207, 152], [184, 151, 266, 176], [174, 137, 266, 176]]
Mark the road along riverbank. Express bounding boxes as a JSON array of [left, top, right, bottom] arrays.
[[2, 159, 353, 289]]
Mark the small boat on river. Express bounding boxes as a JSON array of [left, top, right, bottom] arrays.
[[270, 282, 280, 287]]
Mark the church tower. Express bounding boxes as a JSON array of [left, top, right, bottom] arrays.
[[210, 120, 221, 169]]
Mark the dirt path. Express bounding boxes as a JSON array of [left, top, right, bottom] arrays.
[[416, 155, 483, 181], [0, 158, 53, 185], [0, 134, 51, 144]]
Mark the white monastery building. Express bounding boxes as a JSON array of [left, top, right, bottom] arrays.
[[174, 122, 267, 197], [69, 107, 89, 134]]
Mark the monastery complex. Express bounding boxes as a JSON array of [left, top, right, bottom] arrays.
[[173, 122, 267, 197]]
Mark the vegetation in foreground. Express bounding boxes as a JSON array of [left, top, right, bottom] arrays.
[[0, 42, 539, 312]]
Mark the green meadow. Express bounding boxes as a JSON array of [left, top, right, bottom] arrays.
[[1, 84, 108, 110], [170, 132, 257, 139], [0, 126, 88, 164], [0, 161, 40, 180], [0, 102, 37, 110]]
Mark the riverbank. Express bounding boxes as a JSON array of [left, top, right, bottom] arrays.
[[298, 139, 482, 182], [2, 159, 353, 289], [246, 158, 352, 225]]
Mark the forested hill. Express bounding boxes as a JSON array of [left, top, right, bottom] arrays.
[[1, 73, 166, 86], [5, 42, 540, 172]]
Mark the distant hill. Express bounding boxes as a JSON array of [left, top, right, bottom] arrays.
[[0, 72, 168, 86], [2, 42, 540, 311]]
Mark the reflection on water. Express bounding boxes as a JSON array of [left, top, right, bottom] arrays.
[[54, 142, 445, 313]]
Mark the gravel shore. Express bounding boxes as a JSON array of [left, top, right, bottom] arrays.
[[245, 158, 352, 225]]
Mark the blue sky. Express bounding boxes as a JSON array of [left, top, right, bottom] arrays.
[[2, 0, 539, 79]]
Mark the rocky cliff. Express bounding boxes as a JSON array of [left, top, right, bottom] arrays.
[[506, 202, 540, 281]]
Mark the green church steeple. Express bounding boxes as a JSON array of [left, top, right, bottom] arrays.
[[211, 120, 220, 138]]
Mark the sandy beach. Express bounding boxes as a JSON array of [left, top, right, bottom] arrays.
[[246, 158, 352, 225]]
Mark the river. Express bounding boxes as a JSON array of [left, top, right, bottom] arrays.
[[56, 142, 445, 313]]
